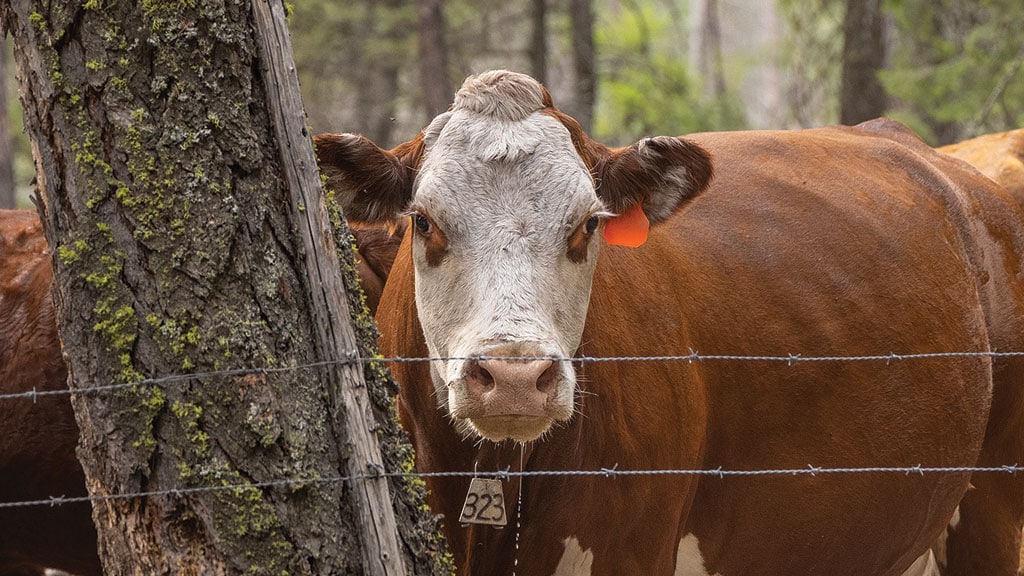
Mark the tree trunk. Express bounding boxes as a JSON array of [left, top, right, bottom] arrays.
[[529, 0, 547, 85], [0, 40, 14, 209], [569, 0, 596, 133], [694, 0, 726, 99], [1, 0, 447, 574], [840, 0, 887, 125], [418, 0, 452, 120]]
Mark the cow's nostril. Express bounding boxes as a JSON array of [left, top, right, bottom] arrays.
[[467, 360, 496, 393], [477, 363, 494, 390], [536, 361, 559, 395]]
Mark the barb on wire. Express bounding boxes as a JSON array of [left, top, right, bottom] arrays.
[[4, 350, 1023, 403], [3, 464, 1023, 510]]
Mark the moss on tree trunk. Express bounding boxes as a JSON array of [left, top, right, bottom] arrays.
[[2, 0, 450, 573]]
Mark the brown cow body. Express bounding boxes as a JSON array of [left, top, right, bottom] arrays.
[[317, 72, 1024, 575], [0, 209, 398, 575], [0, 210, 100, 576]]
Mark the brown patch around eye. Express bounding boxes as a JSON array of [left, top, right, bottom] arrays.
[[410, 213, 449, 267], [567, 217, 597, 263]]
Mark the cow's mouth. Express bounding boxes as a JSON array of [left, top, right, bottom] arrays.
[[467, 415, 555, 443]]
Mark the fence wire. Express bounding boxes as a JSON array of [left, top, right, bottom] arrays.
[[4, 349, 1024, 510], [3, 465, 1023, 510], [3, 349, 1023, 403]]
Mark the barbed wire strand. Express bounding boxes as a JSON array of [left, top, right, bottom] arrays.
[[2, 464, 1022, 510], [4, 350, 1024, 403], [5, 350, 1023, 510]]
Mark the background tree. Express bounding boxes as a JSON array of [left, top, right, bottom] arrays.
[[776, 0, 843, 127], [291, 1, 415, 147], [568, 0, 596, 133], [692, 0, 726, 100], [594, 0, 744, 145], [529, 0, 547, 84], [0, 41, 13, 209], [1, 0, 447, 573], [881, 0, 1024, 144], [840, 0, 887, 125], [418, 0, 453, 120]]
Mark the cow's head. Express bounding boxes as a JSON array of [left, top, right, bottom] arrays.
[[316, 70, 712, 443]]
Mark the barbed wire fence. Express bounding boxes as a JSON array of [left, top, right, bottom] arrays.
[[3, 349, 1024, 510]]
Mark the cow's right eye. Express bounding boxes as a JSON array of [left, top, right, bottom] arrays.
[[414, 213, 431, 234]]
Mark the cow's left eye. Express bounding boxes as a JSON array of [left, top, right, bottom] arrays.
[[413, 213, 431, 235], [585, 215, 600, 234]]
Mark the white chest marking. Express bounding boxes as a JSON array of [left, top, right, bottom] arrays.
[[551, 536, 593, 576], [675, 534, 721, 576], [900, 549, 940, 576]]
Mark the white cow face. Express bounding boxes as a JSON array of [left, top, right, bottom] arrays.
[[316, 70, 713, 443], [407, 103, 604, 442]]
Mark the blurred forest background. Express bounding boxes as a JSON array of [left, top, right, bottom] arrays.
[[2, 0, 1022, 208]]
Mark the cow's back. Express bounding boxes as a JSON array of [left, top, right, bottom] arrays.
[[0, 209, 100, 575]]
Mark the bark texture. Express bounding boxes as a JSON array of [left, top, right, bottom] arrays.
[[1, 0, 449, 573]]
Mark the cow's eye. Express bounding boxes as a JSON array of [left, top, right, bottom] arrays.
[[585, 215, 600, 234], [413, 213, 431, 235]]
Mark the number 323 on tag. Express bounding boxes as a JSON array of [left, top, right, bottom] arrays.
[[460, 478, 507, 527]]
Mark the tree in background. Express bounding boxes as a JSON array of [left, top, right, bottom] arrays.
[[595, 0, 744, 145], [569, 0, 596, 133], [840, 0, 886, 125], [881, 0, 1024, 144], [7, 1, 1023, 195], [291, 1, 415, 147], [776, 0, 843, 127], [0, 42, 13, 209], [692, 0, 726, 100], [419, 0, 453, 119], [529, 0, 548, 84]]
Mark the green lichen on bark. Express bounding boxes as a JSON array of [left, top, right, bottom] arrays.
[[15, 0, 452, 570], [326, 191, 453, 574]]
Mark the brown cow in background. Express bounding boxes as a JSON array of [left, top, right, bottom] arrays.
[[0, 210, 100, 576], [0, 208, 400, 575], [939, 129, 1024, 205]]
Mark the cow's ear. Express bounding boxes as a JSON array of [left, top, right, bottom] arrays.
[[593, 136, 713, 224], [314, 133, 424, 224]]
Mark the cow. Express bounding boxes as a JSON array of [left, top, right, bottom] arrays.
[[0, 209, 399, 575], [938, 129, 1024, 205], [314, 70, 1024, 575], [935, 127, 1024, 573], [0, 209, 100, 576], [348, 220, 407, 315]]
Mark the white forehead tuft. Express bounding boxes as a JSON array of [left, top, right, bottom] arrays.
[[453, 70, 547, 122]]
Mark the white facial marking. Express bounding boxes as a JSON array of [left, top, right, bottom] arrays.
[[900, 549, 940, 576], [410, 72, 604, 441], [675, 534, 720, 576], [552, 536, 593, 576]]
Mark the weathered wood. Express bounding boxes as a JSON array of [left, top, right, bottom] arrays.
[[251, 1, 408, 574]]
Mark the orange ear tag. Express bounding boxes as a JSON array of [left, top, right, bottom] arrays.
[[603, 204, 650, 248]]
